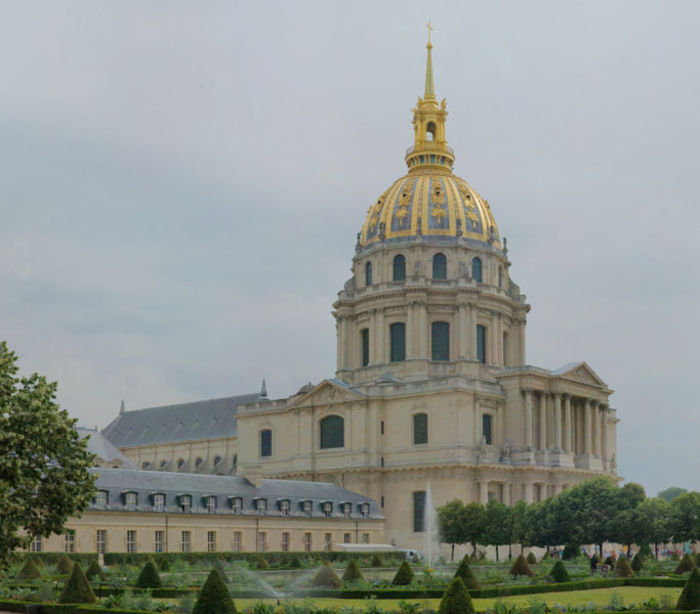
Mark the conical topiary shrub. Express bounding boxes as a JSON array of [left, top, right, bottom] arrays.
[[290, 556, 302, 569], [85, 559, 105, 581], [342, 559, 363, 583], [311, 563, 341, 588], [550, 560, 570, 583], [256, 555, 269, 570], [439, 577, 474, 614], [509, 553, 533, 577], [56, 554, 74, 575], [630, 552, 643, 572], [158, 555, 170, 572], [16, 558, 42, 580], [675, 553, 696, 575], [59, 563, 97, 604], [135, 559, 162, 588], [392, 560, 415, 586], [562, 544, 579, 560], [604, 555, 614, 567], [193, 568, 237, 614], [677, 566, 700, 611], [526, 552, 537, 565], [454, 555, 481, 590], [371, 553, 383, 567], [613, 556, 635, 577]]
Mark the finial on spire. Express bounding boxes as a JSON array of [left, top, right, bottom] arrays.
[[119, 400, 125, 415], [424, 20, 435, 99]]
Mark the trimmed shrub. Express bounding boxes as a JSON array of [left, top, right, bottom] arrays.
[[604, 556, 614, 567], [454, 555, 481, 590], [290, 556, 302, 569], [509, 553, 533, 577], [551, 560, 571, 583], [613, 556, 635, 577], [256, 555, 269, 570], [439, 576, 474, 614], [193, 568, 237, 614], [157, 556, 171, 572], [135, 560, 162, 589], [630, 552, 643, 572], [56, 554, 74, 575], [59, 563, 97, 604], [16, 558, 42, 580], [526, 552, 537, 565], [85, 559, 105, 581], [312, 563, 341, 588], [371, 553, 383, 567], [675, 553, 696, 575], [392, 560, 415, 586], [342, 559, 363, 583], [639, 543, 652, 558], [562, 544, 579, 560], [677, 566, 700, 611]]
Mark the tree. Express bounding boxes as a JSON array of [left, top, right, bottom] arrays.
[[59, 563, 97, 604], [135, 560, 162, 588], [669, 491, 700, 544], [483, 500, 510, 562], [438, 499, 467, 561], [510, 500, 530, 551], [454, 554, 481, 590], [312, 563, 341, 588], [462, 502, 486, 556], [658, 487, 688, 502], [392, 561, 415, 585], [342, 559, 363, 583], [634, 497, 671, 559], [550, 560, 570, 583], [509, 553, 533, 577], [0, 342, 96, 570], [676, 566, 700, 611], [193, 568, 237, 614], [439, 577, 474, 614]]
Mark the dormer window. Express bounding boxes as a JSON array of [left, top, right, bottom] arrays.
[[179, 495, 192, 513], [279, 499, 290, 515], [125, 492, 137, 511], [94, 490, 108, 507], [343, 502, 352, 518], [205, 496, 217, 513], [256, 498, 267, 514], [153, 493, 165, 512], [360, 503, 370, 518], [322, 501, 332, 517], [230, 497, 242, 513], [303, 500, 312, 516]]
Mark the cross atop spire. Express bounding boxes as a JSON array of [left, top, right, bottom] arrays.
[[424, 20, 435, 99]]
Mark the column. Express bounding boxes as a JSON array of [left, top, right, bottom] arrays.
[[592, 401, 599, 456], [524, 390, 533, 449], [336, 319, 343, 370], [457, 303, 468, 358], [584, 399, 592, 455], [497, 313, 504, 365], [479, 480, 489, 504], [563, 394, 572, 453], [518, 318, 526, 364], [375, 309, 385, 363], [524, 482, 534, 504], [417, 301, 427, 358], [553, 393, 562, 451], [406, 301, 415, 359], [502, 482, 511, 505], [600, 406, 608, 464], [469, 303, 477, 360], [538, 393, 547, 451]]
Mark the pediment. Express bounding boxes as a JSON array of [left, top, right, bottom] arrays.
[[288, 379, 364, 408], [552, 362, 607, 387]]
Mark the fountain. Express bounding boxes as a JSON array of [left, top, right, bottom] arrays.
[[424, 480, 440, 565]]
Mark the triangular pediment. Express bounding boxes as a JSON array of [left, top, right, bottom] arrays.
[[552, 361, 607, 387], [288, 379, 364, 408]]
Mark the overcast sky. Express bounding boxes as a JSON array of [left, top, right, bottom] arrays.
[[2, 1, 698, 496]]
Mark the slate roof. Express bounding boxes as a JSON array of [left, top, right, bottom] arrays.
[[77, 427, 135, 469], [90, 468, 382, 519], [102, 392, 263, 447]]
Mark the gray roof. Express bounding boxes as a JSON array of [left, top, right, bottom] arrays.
[[77, 427, 135, 469], [90, 468, 382, 519], [102, 392, 263, 447]]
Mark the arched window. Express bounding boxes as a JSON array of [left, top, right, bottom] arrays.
[[432, 253, 447, 279], [476, 324, 487, 364], [426, 121, 436, 141], [195, 457, 204, 468], [320, 415, 344, 449], [232, 453, 238, 474], [177, 458, 186, 469], [360, 328, 370, 366], [390, 322, 406, 362], [472, 257, 483, 283], [393, 254, 406, 281], [159, 459, 168, 470], [498, 266, 503, 288], [431, 321, 449, 361], [365, 261, 373, 286], [260, 429, 272, 457], [413, 413, 428, 445]]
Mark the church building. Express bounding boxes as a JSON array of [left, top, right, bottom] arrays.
[[104, 35, 619, 553]]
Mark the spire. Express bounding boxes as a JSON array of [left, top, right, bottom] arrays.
[[260, 379, 267, 397], [424, 20, 435, 99], [119, 400, 125, 415]]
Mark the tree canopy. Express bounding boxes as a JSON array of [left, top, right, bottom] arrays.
[[0, 341, 96, 570], [658, 486, 688, 502]]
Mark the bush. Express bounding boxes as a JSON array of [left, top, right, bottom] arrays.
[[311, 563, 341, 588], [675, 553, 696, 574], [193, 568, 237, 614], [135, 560, 162, 589], [526, 552, 537, 565], [639, 543, 652, 558], [439, 577, 474, 614], [157, 555, 171, 572], [509, 553, 533, 577], [256, 555, 269, 570], [371, 553, 383, 567], [562, 544, 579, 560], [392, 561, 415, 586], [59, 563, 97, 604], [695, 553, 700, 567], [604, 556, 614, 567], [613, 556, 635, 577], [630, 553, 643, 572], [16, 558, 42, 580], [677, 566, 700, 610], [85, 559, 105, 581], [289, 556, 302, 569], [551, 560, 571, 583], [454, 555, 481, 590], [56, 554, 74, 575], [342, 559, 363, 583]]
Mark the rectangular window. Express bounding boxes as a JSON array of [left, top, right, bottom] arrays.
[[125, 492, 137, 511], [260, 430, 272, 457], [96, 530, 106, 554], [304, 532, 312, 552], [180, 496, 191, 513], [206, 496, 216, 513], [390, 322, 406, 362], [381, 421, 384, 435], [154, 493, 165, 512], [281, 532, 290, 552], [413, 491, 426, 533], [207, 531, 216, 552], [233, 531, 242, 552], [155, 530, 164, 553], [95, 490, 108, 507], [482, 413, 493, 445], [381, 496, 384, 508], [360, 503, 370, 518], [322, 502, 332, 517], [64, 533, 75, 553], [256, 499, 267, 514], [503, 331, 508, 366], [476, 324, 486, 364], [126, 530, 137, 553], [257, 532, 266, 552], [431, 321, 450, 361], [303, 500, 312, 516], [30, 535, 42, 553], [324, 533, 332, 551], [181, 531, 191, 553], [344, 533, 351, 544], [361, 328, 370, 366], [343, 502, 351, 518], [362, 533, 370, 544], [231, 497, 242, 513], [413, 413, 428, 445], [280, 499, 290, 515]]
